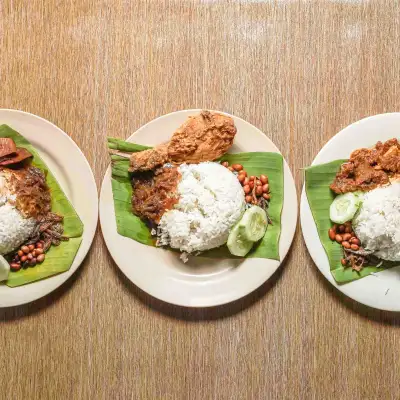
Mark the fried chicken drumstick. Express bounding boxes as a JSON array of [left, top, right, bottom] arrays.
[[111, 111, 237, 172]]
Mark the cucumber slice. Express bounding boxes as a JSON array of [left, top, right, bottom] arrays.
[[239, 206, 268, 242], [227, 223, 254, 257], [329, 192, 361, 224], [0, 255, 10, 282], [353, 191, 365, 201]]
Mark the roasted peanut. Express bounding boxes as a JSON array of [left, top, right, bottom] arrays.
[[243, 185, 251, 194], [342, 233, 352, 241], [335, 234, 343, 243], [342, 241, 351, 249], [10, 263, 21, 271], [260, 175, 268, 184], [263, 193, 270, 200], [232, 164, 243, 171], [351, 244, 359, 251], [328, 229, 336, 240]]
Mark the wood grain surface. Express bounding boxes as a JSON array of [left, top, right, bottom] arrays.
[[1, 1, 400, 399]]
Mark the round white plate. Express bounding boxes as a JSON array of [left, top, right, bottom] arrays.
[[100, 109, 297, 307], [0, 109, 98, 307], [301, 113, 400, 311]]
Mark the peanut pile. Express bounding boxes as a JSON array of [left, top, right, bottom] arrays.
[[9, 241, 46, 271], [221, 161, 271, 204], [328, 222, 364, 270]]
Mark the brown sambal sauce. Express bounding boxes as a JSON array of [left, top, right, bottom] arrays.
[[7, 166, 51, 219], [131, 166, 181, 224], [330, 138, 400, 194]]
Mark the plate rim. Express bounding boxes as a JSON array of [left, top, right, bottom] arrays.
[[300, 112, 400, 312], [100, 109, 298, 307], [0, 108, 98, 307]]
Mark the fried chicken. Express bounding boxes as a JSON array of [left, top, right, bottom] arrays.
[[129, 143, 169, 172], [128, 111, 236, 172]]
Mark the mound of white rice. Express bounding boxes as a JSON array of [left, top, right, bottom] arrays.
[[0, 174, 36, 255], [353, 183, 400, 261], [157, 162, 245, 253]]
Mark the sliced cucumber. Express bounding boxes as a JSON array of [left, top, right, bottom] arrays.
[[227, 223, 254, 257], [330, 192, 361, 224], [227, 206, 269, 257], [353, 191, 365, 201], [0, 255, 10, 282], [238, 206, 268, 242]]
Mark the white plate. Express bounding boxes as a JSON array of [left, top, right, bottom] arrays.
[[100, 109, 297, 307], [301, 113, 400, 311], [0, 109, 98, 307]]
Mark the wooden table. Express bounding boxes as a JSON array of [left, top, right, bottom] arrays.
[[1, 1, 400, 399]]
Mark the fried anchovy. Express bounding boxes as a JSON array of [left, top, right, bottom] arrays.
[[345, 248, 374, 257], [44, 229, 69, 241]]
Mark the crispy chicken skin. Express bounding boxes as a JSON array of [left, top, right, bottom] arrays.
[[330, 138, 400, 194], [129, 111, 236, 172], [0, 138, 32, 166], [0, 138, 16, 158]]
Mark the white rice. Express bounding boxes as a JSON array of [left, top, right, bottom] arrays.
[[0, 174, 36, 255], [353, 183, 400, 261], [157, 162, 245, 253]]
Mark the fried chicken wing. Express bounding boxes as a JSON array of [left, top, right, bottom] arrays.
[[129, 143, 169, 172], [128, 111, 236, 172]]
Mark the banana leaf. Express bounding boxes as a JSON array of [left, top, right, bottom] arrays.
[[0, 124, 83, 287], [108, 137, 284, 260], [305, 160, 399, 283]]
